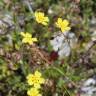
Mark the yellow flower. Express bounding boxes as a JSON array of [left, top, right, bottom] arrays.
[[34, 11, 49, 26], [56, 18, 71, 32], [27, 71, 45, 89], [20, 32, 37, 45], [27, 88, 42, 96]]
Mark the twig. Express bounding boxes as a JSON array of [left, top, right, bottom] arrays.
[[73, 40, 96, 67]]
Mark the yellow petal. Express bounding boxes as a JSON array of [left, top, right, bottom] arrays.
[[25, 33, 32, 38], [44, 17, 49, 22], [27, 88, 40, 96], [56, 18, 63, 27], [32, 38, 38, 42], [61, 27, 71, 32], [27, 79, 34, 85], [34, 83, 41, 89], [38, 94, 42, 96], [35, 71, 41, 77], [65, 27, 71, 31], [26, 74, 34, 85], [42, 22, 48, 26], [34, 11, 38, 17], [22, 38, 28, 43], [28, 40, 33, 45], [63, 20, 69, 26], [26, 74, 33, 79], [38, 12, 44, 17], [20, 32, 25, 37], [39, 78, 45, 84], [58, 18, 63, 24]]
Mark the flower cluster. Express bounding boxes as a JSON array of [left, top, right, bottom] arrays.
[[20, 32, 37, 45], [27, 88, 41, 96], [20, 11, 71, 45], [26, 70, 45, 96], [20, 11, 71, 96], [35, 11, 49, 26], [55, 18, 71, 32], [34, 11, 71, 32]]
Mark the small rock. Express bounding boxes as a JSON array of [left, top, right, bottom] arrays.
[[50, 31, 77, 58]]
